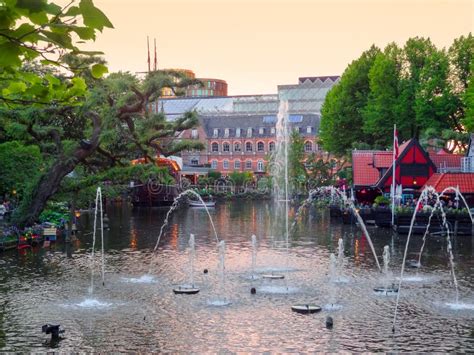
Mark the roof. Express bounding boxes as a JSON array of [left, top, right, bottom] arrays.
[[375, 139, 437, 189], [201, 114, 320, 139], [429, 150, 463, 170], [298, 76, 340, 84], [424, 173, 474, 193], [373, 152, 392, 168], [352, 150, 385, 187]]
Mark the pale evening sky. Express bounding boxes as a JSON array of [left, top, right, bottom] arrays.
[[81, 0, 473, 95]]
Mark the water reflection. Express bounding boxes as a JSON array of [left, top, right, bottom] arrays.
[[0, 200, 473, 352]]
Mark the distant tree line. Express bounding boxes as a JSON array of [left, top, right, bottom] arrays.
[[320, 35, 474, 156]]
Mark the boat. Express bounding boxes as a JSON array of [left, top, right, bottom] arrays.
[[188, 200, 216, 208]]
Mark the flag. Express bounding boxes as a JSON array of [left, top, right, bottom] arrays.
[[393, 126, 399, 160], [391, 124, 398, 225]]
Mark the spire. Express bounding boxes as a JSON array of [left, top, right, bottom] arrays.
[[147, 36, 151, 72], [154, 38, 157, 71]]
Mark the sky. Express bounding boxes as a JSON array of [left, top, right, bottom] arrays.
[[82, 0, 473, 95]]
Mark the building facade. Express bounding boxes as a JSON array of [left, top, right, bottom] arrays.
[[156, 76, 339, 175], [180, 113, 320, 174], [186, 78, 228, 97]]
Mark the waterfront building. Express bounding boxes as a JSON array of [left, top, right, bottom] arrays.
[[155, 76, 339, 176]]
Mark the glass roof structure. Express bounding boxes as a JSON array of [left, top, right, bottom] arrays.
[[155, 76, 339, 120]]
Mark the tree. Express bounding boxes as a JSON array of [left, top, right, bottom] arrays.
[[320, 45, 381, 156], [288, 130, 307, 194], [0, 1, 204, 226], [320, 35, 473, 155], [0, 141, 43, 199], [397, 37, 437, 138], [464, 60, 474, 132], [362, 43, 403, 146]]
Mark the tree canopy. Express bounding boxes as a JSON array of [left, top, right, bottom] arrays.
[[0, 0, 204, 227], [320, 34, 474, 156]]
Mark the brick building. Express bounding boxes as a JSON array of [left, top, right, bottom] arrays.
[[181, 113, 320, 175]]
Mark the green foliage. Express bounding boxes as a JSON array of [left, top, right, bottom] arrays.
[[288, 130, 307, 193], [228, 171, 253, 186], [305, 153, 337, 188], [0, 0, 113, 106], [39, 202, 69, 226], [207, 171, 222, 182], [321, 34, 474, 155], [374, 195, 390, 206], [463, 60, 474, 131], [0, 141, 43, 198], [320, 45, 381, 156], [0, 2, 203, 226]]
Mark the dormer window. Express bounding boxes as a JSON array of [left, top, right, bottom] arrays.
[[224, 128, 229, 138], [236, 128, 241, 137], [259, 127, 264, 135], [271, 127, 275, 135], [306, 126, 312, 134], [247, 128, 252, 137], [213, 128, 219, 138]]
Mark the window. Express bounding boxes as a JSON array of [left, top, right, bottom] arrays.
[[259, 127, 264, 135], [213, 129, 219, 138], [270, 127, 276, 135], [257, 141, 264, 152], [304, 141, 313, 152], [236, 128, 241, 138], [246, 142, 253, 152], [223, 142, 230, 152], [191, 129, 198, 139], [269, 141, 275, 152], [211, 142, 219, 152], [257, 160, 264, 172], [234, 160, 241, 169], [306, 126, 312, 134], [245, 160, 252, 169], [234, 142, 241, 152], [263, 115, 277, 123], [223, 160, 229, 169], [211, 160, 218, 169], [289, 114, 303, 123], [191, 158, 199, 166], [224, 128, 229, 138], [247, 128, 252, 137]]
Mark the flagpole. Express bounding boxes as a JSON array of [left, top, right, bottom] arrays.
[[391, 124, 397, 226]]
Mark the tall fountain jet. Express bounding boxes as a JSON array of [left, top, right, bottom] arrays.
[[264, 100, 290, 280], [90, 186, 105, 295]]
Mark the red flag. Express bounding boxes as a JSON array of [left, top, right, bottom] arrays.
[[394, 126, 399, 159]]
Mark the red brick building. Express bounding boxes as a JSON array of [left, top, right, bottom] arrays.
[[180, 113, 321, 175]]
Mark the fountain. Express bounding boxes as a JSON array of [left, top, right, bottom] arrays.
[[148, 189, 220, 275], [76, 187, 110, 309], [243, 234, 260, 280], [264, 100, 290, 280], [392, 185, 474, 332], [89, 186, 105, 293], [373, 245, 398, 295], [173, 233, 199, 294], [207, 240, 231, 306]]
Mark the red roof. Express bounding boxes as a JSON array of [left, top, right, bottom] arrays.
[[373, 152, 392, 168], [352, 151, 384, 186], [424, 173, 474, 193], [428, 151, 463, 170]]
